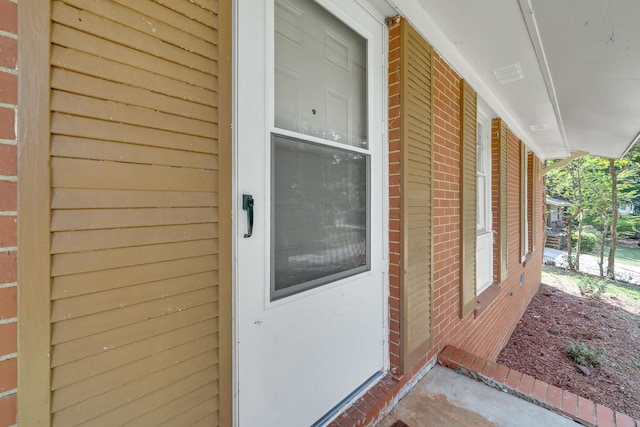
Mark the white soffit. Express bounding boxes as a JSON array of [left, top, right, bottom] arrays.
[[526, 0, 640, 159], [387, 0, 640, 160], [388, 0, 563, 160]]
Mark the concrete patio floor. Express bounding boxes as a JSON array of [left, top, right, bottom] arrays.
[[378, 365, 577, 427]]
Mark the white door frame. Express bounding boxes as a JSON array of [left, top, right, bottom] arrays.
[[231, 0, 390, 425]]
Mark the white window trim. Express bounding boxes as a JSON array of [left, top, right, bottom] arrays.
[[522, 147, 530, 261], [476, 100, 493, 295], [477, 105, 492, 234]]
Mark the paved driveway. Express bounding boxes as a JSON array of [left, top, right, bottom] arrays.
[[543, 248, 640, 285]]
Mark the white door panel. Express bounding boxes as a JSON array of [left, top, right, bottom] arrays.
[[236, 0, 386, 425]]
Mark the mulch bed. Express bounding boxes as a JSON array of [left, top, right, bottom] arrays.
[[497, 272, 640, 419]]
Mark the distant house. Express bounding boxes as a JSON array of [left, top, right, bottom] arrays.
[[546, 197, 570, 249], [546, 197, 570, 230], [619, 201, 636, 216]]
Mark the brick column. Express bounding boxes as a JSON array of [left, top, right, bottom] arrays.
[[0, 0, 18, 425]]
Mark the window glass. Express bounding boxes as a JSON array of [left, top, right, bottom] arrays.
[[271, 0, 370, 300], [274, 0, 368, 149], [477, 121, 488, 232], [271, 135, 369, 300]]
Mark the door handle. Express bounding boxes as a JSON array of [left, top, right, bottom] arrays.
[[242, 194, 254, 238]]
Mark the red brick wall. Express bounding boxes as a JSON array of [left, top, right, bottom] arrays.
[[388, 21, 545, 373], [333, 20, 547, 426], [426, 49, 543, 362], [0, 0, 18, 425]]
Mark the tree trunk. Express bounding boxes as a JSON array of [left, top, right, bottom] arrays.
[[576, 212, 583, 270], [599, 215, 608, 278], [566, 216, 574, 270], [576, 167, 583, 270], [607, 159, 618, 278]]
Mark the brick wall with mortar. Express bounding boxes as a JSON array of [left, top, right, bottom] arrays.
[[0, 0, 18, 425], [331, 19, 545, 426], [385, 13, 544, 405]]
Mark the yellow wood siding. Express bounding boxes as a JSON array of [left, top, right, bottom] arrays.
[[528, 152, 537, 253], [496, 119, 509, 282], [520, 141, 527, 259], [47, 1, 222, 424], [399, 18, 433, 372], [459, 80, 477, 317]]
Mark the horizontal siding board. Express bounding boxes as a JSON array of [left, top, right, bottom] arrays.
[[189, 0, 219, 14], [192, 413, 220, 427], [51, 157, 218, 192], [52, 333, 217, 411], [52, 188, 217, 209], [52, 223, 218, 253], [166, 397, 219, 426], [82, 370, 218, 427], [121, 382, 218, 426], [154, 0, 217, 27], [51, 239, 217, 277], [51, 207, 218, 232], [52, 1, 217, 73], [111, 0, 217, 42], [52, 113, 217, 154], [51, 271, 217, 321], [60, 0, 216, 60], [52, 136, 218, 170], [51, 38, 216, 101], [51, 91, 217, 138], [52, 287, 217, 344], [52, 255, 218, 299], [51, 352, 217, 427], [51, 68, 217, 123], [51, 303, 218, 367], [51, 320, 217, 390]]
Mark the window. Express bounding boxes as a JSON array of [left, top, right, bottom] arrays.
[[520, 141, 531, 261], [271, 0, 370, 300], [477, 112, 492, 233], [476, 102, 493, 294]]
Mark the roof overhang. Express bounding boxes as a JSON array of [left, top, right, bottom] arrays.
[[377, 0, 640, 160], [546, 197, 571, 208]]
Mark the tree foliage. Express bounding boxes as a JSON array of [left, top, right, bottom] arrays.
[[546, 142, 640, 277]]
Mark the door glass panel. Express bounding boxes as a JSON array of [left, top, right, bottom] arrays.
[[271, 134, 369, 300], [275, 0, 368, 149]]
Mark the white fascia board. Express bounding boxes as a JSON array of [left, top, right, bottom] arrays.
[[387, 0, 550, 160]]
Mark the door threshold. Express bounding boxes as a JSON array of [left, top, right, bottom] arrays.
[[312, 370, 386, 427]]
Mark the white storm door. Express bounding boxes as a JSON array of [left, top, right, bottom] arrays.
[[236, 0, 386, 426]]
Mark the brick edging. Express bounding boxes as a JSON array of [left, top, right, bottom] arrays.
[[438, 345, 639, 427]]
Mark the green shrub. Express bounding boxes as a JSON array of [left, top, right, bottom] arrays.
[[617, 215, 640, 238], [570, 231, 597, 253], [582, 216, 601, 228], [577, 275, 608, 299], [567, 341, 606, 368]]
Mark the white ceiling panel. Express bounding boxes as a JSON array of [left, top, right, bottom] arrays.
[[386, 0, 640, 160]]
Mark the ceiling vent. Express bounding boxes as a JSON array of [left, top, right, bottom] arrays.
[[529, 123, 548, 132], [493, 62, 525, 84]]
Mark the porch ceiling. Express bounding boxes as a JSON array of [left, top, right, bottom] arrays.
[[384, 0, 640, 160]]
